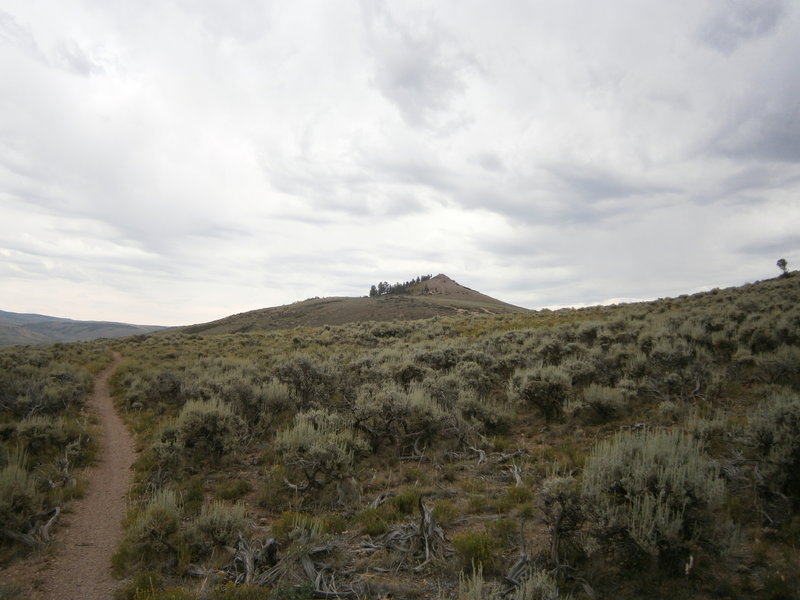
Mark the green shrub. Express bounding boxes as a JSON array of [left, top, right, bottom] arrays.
[[753, 346, 800, 386], [509, 568, 562, 600], [125, 489, 183, 570], [352, 384, 451, 451], [583, 429, 734, 568], [146, 424, 181, 484], [748, 387, 800, 506], [0, 450, 41, 544], [454, 360, 498, 396], [175, 399, 242, 463], [275, 409, 368, 488], [457, 393, 513, 434], [260, 379, 294, 415], [574, 384, 628, 423], [539, 474, 584, 567], [188, 500, 247, 551], [510, 365, 571, 423], [415, 347, 460, 371], [273, 356, 335, 405]]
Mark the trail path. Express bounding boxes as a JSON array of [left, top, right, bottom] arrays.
[[1, 353, 135, 599]]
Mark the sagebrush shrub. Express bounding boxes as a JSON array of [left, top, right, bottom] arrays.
[[0, 450, 41, 543], [175, 398, 242, 463], [753, 346, 800, 386], [510, 568, 561, 600], [583, 429, 734, 566], [352, 384, 453, 451], [188, 500, 247, 551], [274, 356, 335, 404], [275, 409, 368, 488], [748, 387, 800, 505], [125, 489, 183, 570], [569, 384, 628, 424], [510, 365, 571, 423]]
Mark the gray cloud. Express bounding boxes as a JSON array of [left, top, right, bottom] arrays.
[[737, 233, 800, 257], [360, 1, 477, 132], [52, 39, 104, 76], [2, 0, 798, 324], [700, 0, 787, 54], [0, 9, 45, 62]]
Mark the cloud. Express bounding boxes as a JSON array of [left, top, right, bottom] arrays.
[[0, 9, 45, 63], [1, 0, 798, 324], [699, 0, 787, 54], [359, 1, 477, 132]]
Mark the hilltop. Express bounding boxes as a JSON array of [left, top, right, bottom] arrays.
[[181, 274, 528, 335], [0, 310, 166, 347]]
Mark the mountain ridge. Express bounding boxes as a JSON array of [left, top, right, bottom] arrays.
[[0, 310, 167, 347]]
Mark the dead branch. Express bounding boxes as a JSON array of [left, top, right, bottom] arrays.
[[370, 497, 449, 572], [508, 462, 523, 487], [284, 477, 311, 493], [468, 446, 487, 465], [500, 553, 530, 597], [494, 449, 524, 463], [36, 506, 61, 543]]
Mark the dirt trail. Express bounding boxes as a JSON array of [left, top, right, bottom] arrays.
[[1, 353, 135, 599]]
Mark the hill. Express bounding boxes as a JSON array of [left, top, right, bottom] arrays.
[[0, 310, 166, 347], [4, 273, 800, 599], [90, 272, 800, 599], [181, 274, 528, 335]]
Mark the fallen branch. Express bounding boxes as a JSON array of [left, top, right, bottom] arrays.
[[508, 463, 523, 487], [371, 497, 449, 571], [469, 446, 487, 465]]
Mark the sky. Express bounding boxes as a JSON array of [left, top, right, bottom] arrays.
[[1, 0, 798, 326]]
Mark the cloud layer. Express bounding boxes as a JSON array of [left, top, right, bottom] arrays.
[[2, 1, 798, 325]]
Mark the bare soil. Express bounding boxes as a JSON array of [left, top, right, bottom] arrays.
[[0, 354, 134, 599]]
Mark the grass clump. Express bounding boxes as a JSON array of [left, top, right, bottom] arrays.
[[112, 570, 195, 600], [452, 530, 499, 574], [210, 584, 270, 599], [216, 479, 253, 501]]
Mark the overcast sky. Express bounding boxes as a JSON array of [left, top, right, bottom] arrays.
[[1, 1, 798, 326]]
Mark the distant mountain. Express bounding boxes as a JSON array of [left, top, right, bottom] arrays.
[[181, 274, 529, 335], [0, 310, 167, 347]]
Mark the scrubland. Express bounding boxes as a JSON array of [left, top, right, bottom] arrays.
[[2, 274, 800, 599]]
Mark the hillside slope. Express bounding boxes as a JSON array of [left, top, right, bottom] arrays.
[[181, 274, 528, 335], [97, 272, 800, 600], [0, 310, 166, 347]]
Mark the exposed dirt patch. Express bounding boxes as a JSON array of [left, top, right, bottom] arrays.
[[0, 353, 134, 599]]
